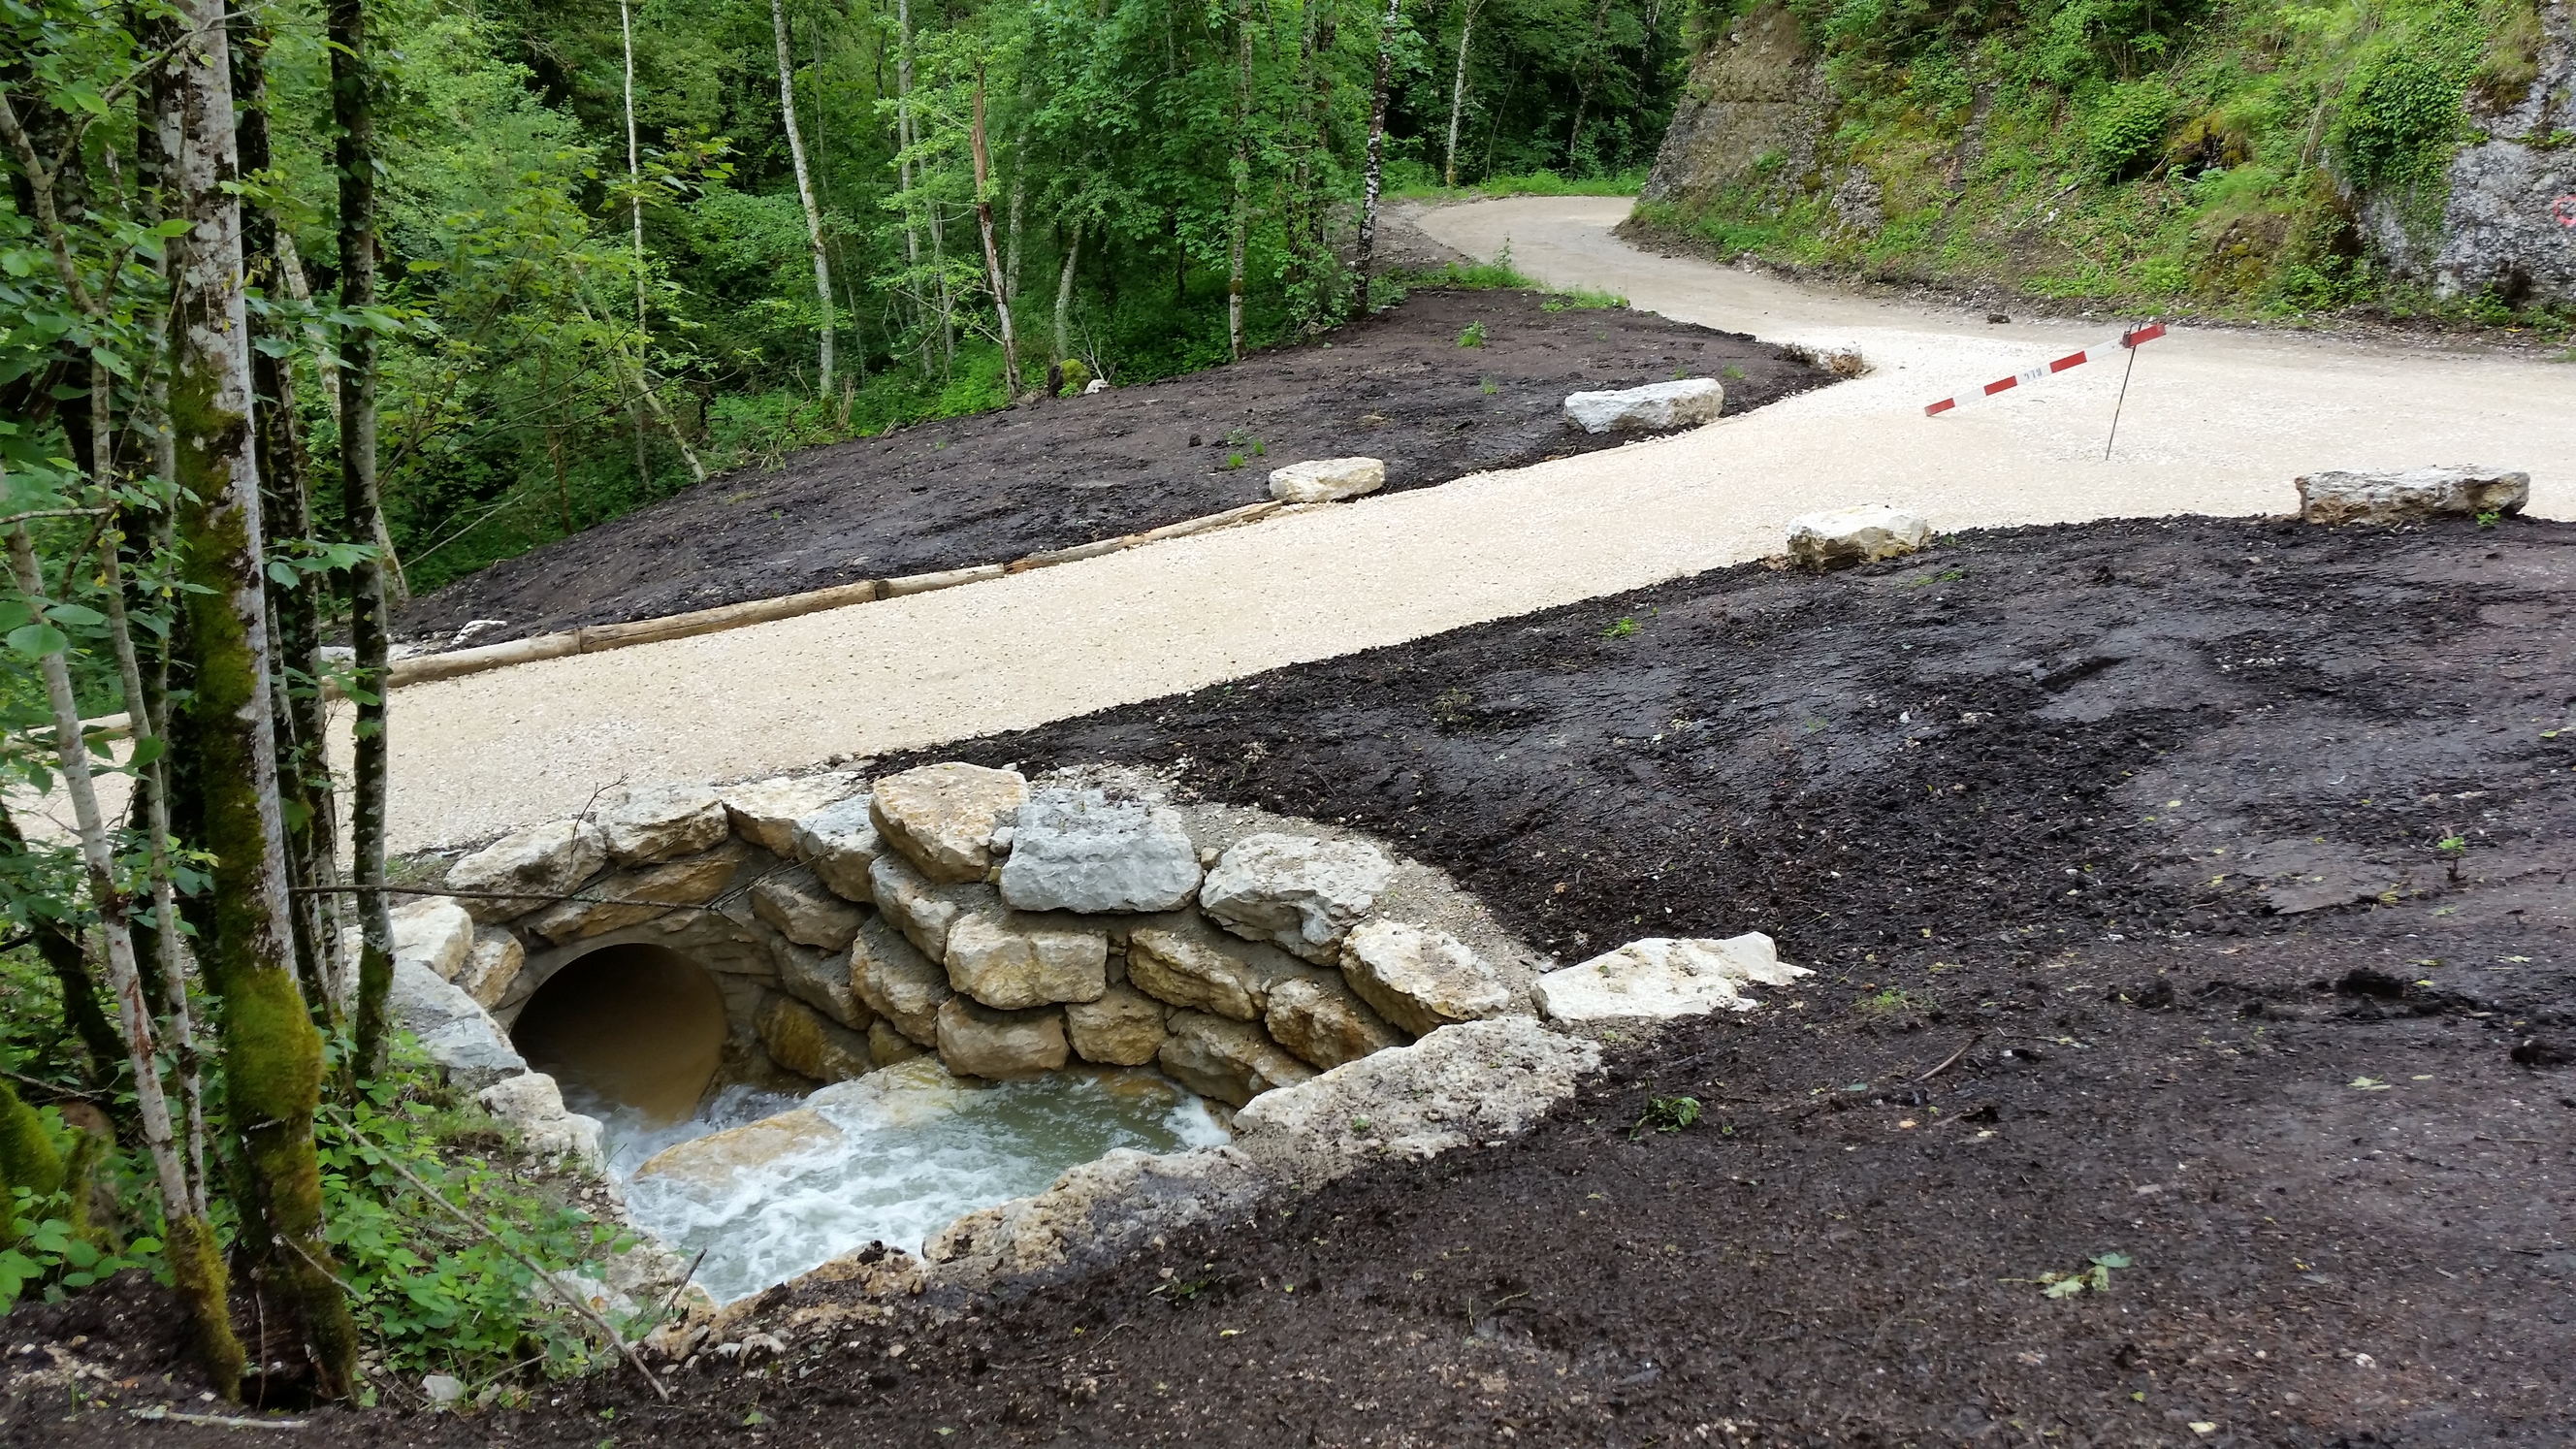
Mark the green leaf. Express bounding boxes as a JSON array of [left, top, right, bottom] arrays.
[[43, 602, 104, 628], [268, 560, 299, 587], [2091, 1252, 2133, 1269], [2042, 1275, 2086, 1299], [7, 623, 68, 657]]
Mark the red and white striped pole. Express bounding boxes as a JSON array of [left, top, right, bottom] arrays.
[[1923, 322, 2167, 417]]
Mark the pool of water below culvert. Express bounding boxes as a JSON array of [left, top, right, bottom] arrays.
[[570, 1063, 1230, 1304]]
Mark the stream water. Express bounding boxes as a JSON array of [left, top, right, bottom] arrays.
[[572, 1065, 1229, 1304]]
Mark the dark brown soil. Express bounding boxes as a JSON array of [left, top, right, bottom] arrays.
[[393, 288, 1833, 646], [24, 515, 2576, 1447]]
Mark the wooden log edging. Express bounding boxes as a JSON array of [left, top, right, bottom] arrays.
[[383, 499, 1288, 691]]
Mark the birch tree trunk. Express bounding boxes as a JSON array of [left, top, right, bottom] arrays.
[[622, 0, 654, 487], [1228, 0, 1252, 360], [1052, 219, 1081, 367], [968, 70, 1018, 392], [6, 528, 243, 1391], [893, 0, 922, 345], [1355, 0, 1405, 313], [771, 0, 836, 395], [1445, 0, 1482, 187], [330, 0, 395, 1080]]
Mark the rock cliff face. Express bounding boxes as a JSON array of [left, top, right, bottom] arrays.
[[2404, 1, 2575, 306], [1638, 5, 1828, 211]]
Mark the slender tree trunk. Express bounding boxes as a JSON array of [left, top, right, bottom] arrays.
[[234, 23, 342, 1021], [1565, 0, 1615, 169], [893, 0, 921, 338], [6, 526, 243, 1392], [968, 70, 1018, 392], [0, 803, 122, 1087], [328, 0, 394, 1086], [1052, 219, 1081, 367], [1228, 0, 1252, 360], [620, 0, 656, 486], [1355, 0, 1404, 313], [772, 0, 836, 395], [1445, 0, 1482, 187]]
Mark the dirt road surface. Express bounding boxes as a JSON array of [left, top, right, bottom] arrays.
[[375, 197, 2573, 852]]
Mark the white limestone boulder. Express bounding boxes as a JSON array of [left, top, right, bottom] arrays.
[[759, 994, 873, 1084], [751, 866, 865, 950], [1339, 918, 1511, 1036], [1532, 933, 1809, 1023], [1064, 985, 1168, 1066], [446, 820, 608, 922], [522, 846, 742, 945], [778, 943, 868, 1030], [1199, 833, 1396, 964], [389, 959, 527, 1089], [997, 789, 1202, 914], [720, 772, 863, 856], [1124, 917, 1307, 1020], [870, 763, 1030, 883], [1265, 976, 1403, 1071], [389, 896, 474, 982], [789, 795, 883, 904], [456, 926, 525, 1009], [944, 908, 1108, 1010], [869, 851, 999, 962], [2296, 465, 2529, 525], [1267, 457, 1385, 503], [633, 1109, 843, 1193], [936, 997, 1070, 1079], [1232, 1016, 1600, 1188], [475, 1072, 605, 1171], [1156, 1011, 1314, 1108], [1785, 503, 1932, 570], [1562, 377, 1724, 435], [592, 782, 729, 866], [852, 916, 950, 1046]]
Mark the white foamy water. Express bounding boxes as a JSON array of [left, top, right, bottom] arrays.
[[592, 1062, 1229, 1303]]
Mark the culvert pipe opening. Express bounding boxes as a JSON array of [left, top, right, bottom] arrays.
[[509, 943, 728, 1127]]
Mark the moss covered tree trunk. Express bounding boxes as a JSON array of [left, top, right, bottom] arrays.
[[329, 0, 395, 1079], [166, 0, 358, 1397]]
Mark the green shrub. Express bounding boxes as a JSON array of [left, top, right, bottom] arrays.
[[2089, 80, 2177, 179], [2332, 52, 2464, 192]]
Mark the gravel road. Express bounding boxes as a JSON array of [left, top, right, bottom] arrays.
[[372, 196, 2574, 852]]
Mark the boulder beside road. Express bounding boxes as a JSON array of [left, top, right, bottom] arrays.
[[1562, 377, 1724, 435], [1267, 457, 1385, 503], [1785, 503, 1931, 570], [2296, 465, 2528, 525]]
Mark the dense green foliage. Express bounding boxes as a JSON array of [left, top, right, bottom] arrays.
[[1635, 0, 2563, 324]]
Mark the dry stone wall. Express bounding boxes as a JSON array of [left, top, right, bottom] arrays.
[[388, 762, 1532, 1113]]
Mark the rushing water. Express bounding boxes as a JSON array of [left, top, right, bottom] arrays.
[[580, 1062, 1230, 1304]]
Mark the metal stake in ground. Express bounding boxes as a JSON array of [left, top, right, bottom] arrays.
[[2103, 338, 2141, 462]]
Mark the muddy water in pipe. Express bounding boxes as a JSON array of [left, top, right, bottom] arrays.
[[509, 944, 726, 1123]]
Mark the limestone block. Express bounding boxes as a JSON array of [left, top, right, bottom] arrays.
[[456, 926, 526, 1009], [943, 909, 1108, 1011], [1785, 503, 1931, 571], [633, 1109, 842, 1192], [1532, 933, 1809, 1023], [2296, 465, 2529, 525], [522, 846, 742, 945], [936, 997, 1069, 1079], [790, 795, 883, 904], [720, 772, 862, 856], [852, 916, 950, 1046], [778, 944, 870, 1031], [1339, 918, 1511, 1036], [1199, 833, 1396, 964], [1265, 976, 1404, 1070], [390, 896, 474, 982], [592, 782, 729, 866], [446, 820, 608, 922], [1267, 456, 1385, 503], [1124, 917, 1304, 1020], [1064, 985, 1168, 1067], [751, 865, 866, 950], [1156, 1011, 1314, 1108], [918, 1145, 1265, 1286], [870, 762, 1029, 883], [389, 959, 527, 1090], [759, 994, 873, 1084], [868, 1018, 928, 1066], [997, 789, 1202, 914], [1232, 1017, 1599, 1187], [1562, 377, 1724, 435], [475, 1072, 603, 1171], [869, 851, 998, 962], [809, 1054, 977, 1127]]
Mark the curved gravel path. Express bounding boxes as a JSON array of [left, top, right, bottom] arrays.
[[375, 196, 2574, 852]]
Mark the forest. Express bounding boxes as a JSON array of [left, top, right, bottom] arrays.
[[0, 0, 1691, 1408]]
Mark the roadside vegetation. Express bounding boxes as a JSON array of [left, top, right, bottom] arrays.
[[1632, 0, 2572, 333]]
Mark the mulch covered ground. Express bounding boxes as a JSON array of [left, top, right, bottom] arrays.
[[393, 287, 1833, 645], [21, 514, 2575, 1447]]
